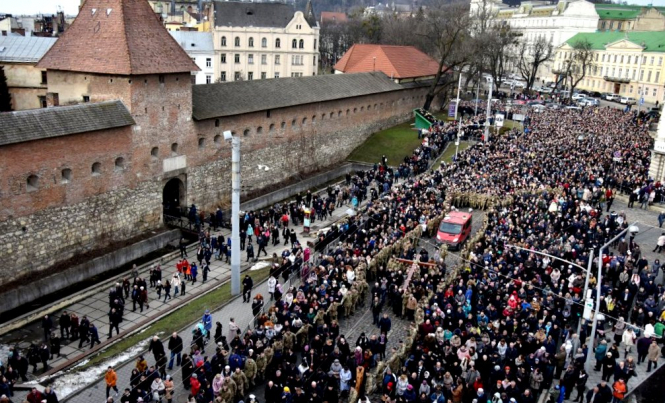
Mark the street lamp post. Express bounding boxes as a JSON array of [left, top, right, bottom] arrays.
[[454, 70, 462, 121], [484, 77, 493, 143], [224, 130, 241, 296], [584, 222, 639, 372]]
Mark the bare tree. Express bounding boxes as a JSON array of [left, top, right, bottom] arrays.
[[517, 36, 554, 92], [562, 39, 595, 100], [419, 1, 473, 111], [482, 24, 519, 92]]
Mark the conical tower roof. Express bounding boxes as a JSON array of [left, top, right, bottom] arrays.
[[37, 0, 199, 75]]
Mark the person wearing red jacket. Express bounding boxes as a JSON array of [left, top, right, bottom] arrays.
[[26, 387, 44, 403], [190, 373, 201, 396]]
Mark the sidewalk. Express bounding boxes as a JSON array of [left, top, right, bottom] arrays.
[[2, 197, 357, 388]]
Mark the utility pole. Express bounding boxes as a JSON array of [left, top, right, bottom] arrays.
[[484, 77, 493, 143], [227, 131, 241, 295]]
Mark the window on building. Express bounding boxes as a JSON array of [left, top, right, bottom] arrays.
[[83, 95, 90, 103], [197, 138, 205, 149], [206, 75, 212, 84], [38, 96, 46, 108], [115, 157, 125, 171], [602, 54, 605, 62], [275, 72, 280, 79], [314, 39, 317, 50], [61, 169, 72, 183], [235, 72, 241, 81], [159, 74, 165, 84], [171, 143, 178, 156], [221, 54, 226, 64], [235, 54, 240, 64], [648, 71, 652, 82], [609, 22, 614, 30], [640, 70, 645, 80], [151, 147, 159, 159], [632, 69, 636, 79], [26, 175, 39, 192], [654, 88, 658, 96], [299, 39, 304, 49], [275, 55, 280, 65], [614, 55, 617, 63], [221, 71, 226, 81], [206, 58, 211, 67], [627, 55, 631, 64], [215, 119, 220, 128], [656, 72, 661, 83], [257, 126, 263, 134], [601, 21, 606, 30], [275, 38, 281, 48], [40, 71, 47, 84], [234, 37, 240, 47], [221, 36, 226, 46], [630, 85, 633, 93], [618, 68, 622, 77], [313, 56, 316, 66], [292, 39, 297, 49], [618, 22, 622, 30], [659, 57, 663, 66], [248, 54, 254, 64], [248, 72, 254, 80], [651, 57, 655, 65], [261, 72, 266, 79], [260, 54, 266, 65], [269, 124, 275, 133], [620, 55, 624, 63], [243, 129, 250, 136], [92, 162, 102, 176], [261, 38, 267, 48], [248, 37, 254, 47]]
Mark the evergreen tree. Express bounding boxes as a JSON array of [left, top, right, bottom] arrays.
[[0, 66, 11, 112]]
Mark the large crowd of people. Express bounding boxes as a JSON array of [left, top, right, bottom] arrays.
[[3, 104, 665, 403]]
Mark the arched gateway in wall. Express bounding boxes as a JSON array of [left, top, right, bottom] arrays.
[[162, 177, 186, 216]]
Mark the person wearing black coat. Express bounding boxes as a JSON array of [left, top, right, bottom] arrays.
[[636, 336, 651, 364], [167, 332, 183, 370], [601, 353, 616, 382], [58, 312, 70, 339], [182, 354, 194, 389], [108, 309, 122, 339], [149, 336, 165, 361]]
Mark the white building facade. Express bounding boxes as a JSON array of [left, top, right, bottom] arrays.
[[471, 0, 599, 81], [170, 31, 215, 84], [212, 1, 319, 82]]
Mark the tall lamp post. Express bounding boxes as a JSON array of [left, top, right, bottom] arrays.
[[584, 222, 639, 373], [484, 77, 493, 143], [224, 130, 241, 295]]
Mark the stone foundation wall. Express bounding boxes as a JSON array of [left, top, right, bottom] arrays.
[[0, 85, 429, 286]]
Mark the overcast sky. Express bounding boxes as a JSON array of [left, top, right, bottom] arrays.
[[1, 0, 665, 16]]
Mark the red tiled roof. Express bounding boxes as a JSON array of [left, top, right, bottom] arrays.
[[37, 0, 199, 75], [334, 44, 441, 79], [320, 11, 348, 24]]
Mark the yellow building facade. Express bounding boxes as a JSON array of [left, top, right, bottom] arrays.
[[554, 31, 665, 104]]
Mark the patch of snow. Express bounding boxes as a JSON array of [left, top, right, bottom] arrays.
[[35, 338, 151, 399], [250, 261, 270, 271]]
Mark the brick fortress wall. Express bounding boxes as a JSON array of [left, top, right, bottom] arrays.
[[0, 80, 429, 286]]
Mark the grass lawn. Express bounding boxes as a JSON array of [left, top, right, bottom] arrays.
[[438, 141, 472, 167], [82, 266, 271, 368], [347, 122, 422, 165]]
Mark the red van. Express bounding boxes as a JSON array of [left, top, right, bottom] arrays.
[[436, 211, 472, 250]]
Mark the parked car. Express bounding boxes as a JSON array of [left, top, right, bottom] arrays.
[[605, 93, 620, 101], [580, 98, 600, 107], [539, 87, 553, 94], [514, 81, 526, 88], [620, 96, 636, 105], [589, 91, 602, 98], [565, 105, 582, 110], [572, 93, 586, 101]]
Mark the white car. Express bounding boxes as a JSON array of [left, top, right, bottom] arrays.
[[571, 93, 586, 101], [620, 97, 636, 105], [539, 87, 553, 94], [580, 98, 599, 107], [513, 81, 526, 88]]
